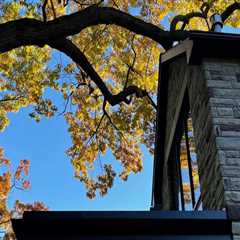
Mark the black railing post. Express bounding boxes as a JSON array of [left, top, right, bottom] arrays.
[[151, 55, 169, 210]]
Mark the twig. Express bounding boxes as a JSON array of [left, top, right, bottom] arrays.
[[124, 34, 136, 90], [0, 96, 23, 103], [102, 100, 127, 142], [0, 219, 10, 226], [88, 113, 105, 144], [42, 0, 48, 22], [146, 92, 157, 110], [10, 176, 24, 192], [58, 81, 93, 116], [50, 0, 57, 19], [200, 2, 211, 31], [50, 39, 151, 107]]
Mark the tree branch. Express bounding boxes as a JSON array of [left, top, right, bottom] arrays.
[[221, 2, 240, 23], [102, 100, 126, 142], [0, 5, 189, 53], [124, 34, 136, 90], [49, 39, 149, 107], [0, 3, 239, 55], [0, 96, 23, 103], [146, 93, 157, 110], [50, 0, 57, 19], [42, 0, 48, 22], [170, 12, 206, 32]]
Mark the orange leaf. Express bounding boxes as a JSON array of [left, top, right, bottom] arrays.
[[22, 180, 30, 189]]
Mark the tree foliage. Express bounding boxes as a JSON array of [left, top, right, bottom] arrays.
[[0, 146, 48, 239], [0, 1, 240, 236]]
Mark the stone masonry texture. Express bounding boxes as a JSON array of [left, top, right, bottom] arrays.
[[165, 57, 240, 238]]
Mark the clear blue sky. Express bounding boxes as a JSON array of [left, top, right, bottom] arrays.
[[0, 101, 154, 211]]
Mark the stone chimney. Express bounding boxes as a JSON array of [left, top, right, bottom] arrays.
[[152, 31, 240, 238]]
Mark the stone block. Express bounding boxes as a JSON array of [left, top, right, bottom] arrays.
[[216, 137, 240, 150], [226, 158, 240, 166], [226, 151, 240, 158], [220, 125, 240, 132], [217, 151, 226, 164], [207, 80, 232, 88], [223, 177, 231, 189], [221, 131, 240, 137], [223, 66, 238, 75], [217, 107, 234, 117], [214, 118, 240, 126], [233, 222, 240, 235], [233, 106, 240, 119], [236, 73, 240, 82], [211, 88, 240, 99], [225, 191, 240, 203], [230, 179, 240, 191], [209, 97, 235, 108], [224, 178, 240, 191], [231, 81, 240, 89], [221, 166, 240, 177], [233, 235, 240, 240], [202, 63, 222, 71]]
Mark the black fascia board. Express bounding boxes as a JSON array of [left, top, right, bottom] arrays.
[[12, 211, 231, 239]]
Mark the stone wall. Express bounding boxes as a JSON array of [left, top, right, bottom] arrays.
[[201, 59, 240, 210], [165, 57, 240, 211], [201, 59, 240, 240], [165, 57, 240, 238], [187, 60, 225, 210]]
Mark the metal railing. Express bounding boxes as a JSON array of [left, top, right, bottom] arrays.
[[175, 95, 202, 211]]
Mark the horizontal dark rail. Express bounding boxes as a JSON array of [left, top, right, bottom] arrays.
[[22, 210, 228, 220], [12, 211, 231, 240]]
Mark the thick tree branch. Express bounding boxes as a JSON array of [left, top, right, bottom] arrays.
[[49, 39, 149, 106], [170, 12, 206, 32], [0, 3, 238, 55], [221, 2, 240, 23], [42, 0, 48, 22], [0, 5, 189, 53]]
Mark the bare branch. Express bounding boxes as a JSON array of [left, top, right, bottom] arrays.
[[50, 0, 57, 19], [86, 112, 105, 146], [102, 100, 126, 142], [200, 2, 211, 31], [58, 82, 92, 115], [42, 0, 48, 22], [49, 39, 149, 107], [146, 93, 157, 110], [0, 219, 10, 226], [124, 34, 136, 90], [0, 96, 23, 103], [42, 0, 57, 22]]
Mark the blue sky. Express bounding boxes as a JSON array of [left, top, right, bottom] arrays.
[[0, 96, 154, 211]]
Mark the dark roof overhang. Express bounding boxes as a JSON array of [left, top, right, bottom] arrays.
[[162, 31, 240, 65], [12, 211, 231, 239]]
